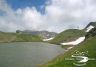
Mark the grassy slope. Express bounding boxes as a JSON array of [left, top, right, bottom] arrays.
[[39, 36, 96, 67], [0, 32, 42, 42], [14, 34, 42, 42], [50, 29, 85, 44], [0, 32, 16, 42]]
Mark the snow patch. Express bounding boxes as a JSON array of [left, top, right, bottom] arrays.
[[43, 37, 54, 41], [86, 25, 94, 32], [64, 47, 74, 52], [67, 47, 73, 50], [61, 37, 85, 45]]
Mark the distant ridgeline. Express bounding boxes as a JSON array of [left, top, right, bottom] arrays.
[[16, 30, 57, 39], [0, 30, 57, 43]]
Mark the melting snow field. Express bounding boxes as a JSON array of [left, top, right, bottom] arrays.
[[86, 25, 94, 32], [61, 37, 85, 45], [43, 37, 54, 41]]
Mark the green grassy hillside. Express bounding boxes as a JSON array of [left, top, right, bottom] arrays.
[[14, 34, 42, 42], [38, 36, 96, 67], [0, 32, 16, 42], [50, 29, 85, 44], [0, 32, 42, 42]]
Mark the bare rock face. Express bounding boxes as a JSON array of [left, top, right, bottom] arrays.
[[85, 22, 96, 29], [84, 22, 96, 32], [85, 27, 96, 39], [38, 31, 57, 39], [84, 22, 96, 39]]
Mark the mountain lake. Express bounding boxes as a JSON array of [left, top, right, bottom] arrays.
[[0, 42, 65, 67]]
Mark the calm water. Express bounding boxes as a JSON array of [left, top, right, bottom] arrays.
[[0, 42, 65, 67]]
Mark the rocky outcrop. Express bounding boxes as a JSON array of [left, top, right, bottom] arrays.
[[85, 27, 96, 39]]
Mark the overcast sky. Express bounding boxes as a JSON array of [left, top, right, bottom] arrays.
[[0, 0, 96, 33]]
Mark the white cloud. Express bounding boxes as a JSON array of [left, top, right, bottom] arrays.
[[0, 0, 96, 32]]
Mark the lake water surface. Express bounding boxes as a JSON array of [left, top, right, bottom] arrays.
[[0, 42, 65, 67]]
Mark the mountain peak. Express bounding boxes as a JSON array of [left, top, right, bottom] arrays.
[[85, 22, 96, 29]]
